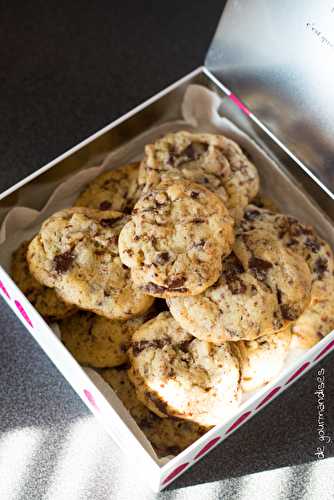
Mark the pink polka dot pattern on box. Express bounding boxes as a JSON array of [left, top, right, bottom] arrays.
[[83, 389, 100, 411], [194, 436, 221, 460], [162, 463, 189, 485], [15, 300, 33, 327], [256, 386, 281, 409], [285, 362, 310, 385], [313, 339, 334, 362], [225, 411, 252, 434], [0, 280, 10, 299]]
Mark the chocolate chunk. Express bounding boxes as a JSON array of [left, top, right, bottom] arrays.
[[225, 257, 244, 276], [191, 218, 205, 224], [288, 221, 313, 236], [193, 239, 205, 248], [99, 200, 112, 210], [288, 223, 303, 237], [54, 250, 74, 273], [276, 288, 282, 304], [167, 145, 177, 166], [132, 337, 170, 356], [131, 340, 149, 356], [156, 252, 170, 265], [190, 191, 200, 199], [223, 257, 247, 294], [249, 257, 273, 281], [301, 226, 314, 235], [250, 284, 257, 295], [100, 218, 116, 228], [167, 276, 186, 289], [314, 257, 328, 279], [227, 278, 247, 295], [182, 144, 196, 161], [144, 280, 188, 294], [181, 142, 208, 163], [145, 391, 168, 414], [278, 228, 287, 239], [305, 238, 321, 253], [286, 216, 298, 225], [281, 304, 298, 320]]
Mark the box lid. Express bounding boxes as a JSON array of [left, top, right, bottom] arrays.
[[205, 0, 334, 197]]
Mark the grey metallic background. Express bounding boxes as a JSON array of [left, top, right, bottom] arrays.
[[206, 0, 334, 192], [0, 1, 334, 499]]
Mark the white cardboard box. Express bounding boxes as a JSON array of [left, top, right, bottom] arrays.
[[1, 1, 334, 491]]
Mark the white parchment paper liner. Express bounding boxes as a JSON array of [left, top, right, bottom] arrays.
[[1, 85, 334, 464]]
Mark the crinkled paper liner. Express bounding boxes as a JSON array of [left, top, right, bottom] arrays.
[[1, 85, 333, 464]]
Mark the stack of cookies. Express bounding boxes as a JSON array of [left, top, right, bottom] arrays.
[[11, 131, 334, 457]]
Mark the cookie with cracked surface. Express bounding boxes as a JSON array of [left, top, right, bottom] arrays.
[[234, 229, 312, 320], [127, 312, 241, 427], [168, 230, 312, 343], [11, 240, 76, 321], [290, 275, 334, 350], [139, 131, 259, 221], [235, 329, 292, 392], [118, 179, 235, 298], [27, 207, 153, 319], [101, 368, 206, 457], [60, 310, 150, 368], [75, 162, 142, 213], [240, 206, 334, 301]]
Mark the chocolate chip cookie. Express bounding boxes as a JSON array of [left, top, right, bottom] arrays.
[[139, 131, 259, 220], [11, 240, 76, 321], [60, 310, 149, 368], [235, 329, 292, 392], [242, 206, 334, 343], [240, 206, 334, 299], [128, 312, 241, 427], [75, 162, 142, 213], [101, 368, 206, 457], [168, 230, 312, 343], [27, 207, 153, 319], [118, 179, 235, 298], [290, 275, 334, 350]]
